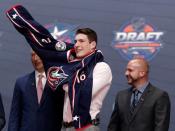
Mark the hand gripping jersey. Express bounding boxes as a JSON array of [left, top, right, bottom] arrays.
[[6, 5, 104, 129]]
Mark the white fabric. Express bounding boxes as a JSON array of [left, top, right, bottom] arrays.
[[63, 84, 73, 122]]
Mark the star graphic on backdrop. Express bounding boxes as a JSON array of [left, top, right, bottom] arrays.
[[12, 14, 18, 19], [51, 26, 68, 39]]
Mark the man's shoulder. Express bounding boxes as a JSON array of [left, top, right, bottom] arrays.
[[149, 83, 169, 97], [94, 62, 111, 71], [16, 71, 34, 82], [117, 88, 130, 95], [93, 62, 112, 79], [113, 88, 130, 101]]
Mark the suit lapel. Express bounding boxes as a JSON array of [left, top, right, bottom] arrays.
[[126, 88, 133, 123], [128, 83, 153, 123], [29, 71, 47, 107], [28, 72, 39, 106], [39, 84, 49, 106]]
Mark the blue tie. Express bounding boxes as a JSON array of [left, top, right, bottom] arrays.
[[132, 89, 140, 108]]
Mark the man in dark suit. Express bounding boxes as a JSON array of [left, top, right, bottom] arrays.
[[8, 50, 64, 131], [0, 93, 5, 131], [108, 58, 170, 131]]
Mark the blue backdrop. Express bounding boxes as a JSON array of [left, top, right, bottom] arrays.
[[0, 0, 175, 131]]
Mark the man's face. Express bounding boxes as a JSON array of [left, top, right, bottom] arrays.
[[31, 51, 44, 72], [125, 61, 142, 85], [74, 33, 96, 59]]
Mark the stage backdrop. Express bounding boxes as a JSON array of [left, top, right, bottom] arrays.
[[0, 0, 175, 131]]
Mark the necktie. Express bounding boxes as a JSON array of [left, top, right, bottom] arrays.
[[37, 74, 43, 104], [132, 89, 140, 108]]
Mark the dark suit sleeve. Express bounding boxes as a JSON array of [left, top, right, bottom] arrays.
[[0, 93, 5, 130], [8, 80, 22, 131], [154, 91, 170, 131], [108, 94, 120, 131]]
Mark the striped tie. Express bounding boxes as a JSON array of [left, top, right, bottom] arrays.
[[37, 74, 43, 104]]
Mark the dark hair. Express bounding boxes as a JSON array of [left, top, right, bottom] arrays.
[[76, 28, 97, 43]]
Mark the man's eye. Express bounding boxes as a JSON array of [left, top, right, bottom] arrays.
[[74, 40, 77, 43], [79, 40, 84, 42]]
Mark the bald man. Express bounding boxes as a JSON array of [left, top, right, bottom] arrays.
[[108, 58, 170, 131]]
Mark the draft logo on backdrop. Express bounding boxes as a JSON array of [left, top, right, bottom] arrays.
[[112, 17, 164, 61]]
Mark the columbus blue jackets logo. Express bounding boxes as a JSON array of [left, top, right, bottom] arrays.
[[112, 17, 164, 61], [47, 66, 68, 89]]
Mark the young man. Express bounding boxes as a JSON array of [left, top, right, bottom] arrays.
[[6, 5, 112, 131], [108, 58, 170, 131], [61, 28, 112, 131], [8, 51, 64, 131]]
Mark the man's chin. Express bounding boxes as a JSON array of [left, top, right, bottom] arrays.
[[76, 54, 86, 59], [127, 80, 132, 85]]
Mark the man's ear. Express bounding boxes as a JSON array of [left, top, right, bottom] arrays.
[[140, 71, 146, 77], [90, 41, 96, 50]]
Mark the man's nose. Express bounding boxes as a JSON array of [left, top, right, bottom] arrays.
[[125, 71, 128, 76], [74, 41, 80, 48], [34, 55, 40, 60]]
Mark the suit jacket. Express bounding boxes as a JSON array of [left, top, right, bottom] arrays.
[[0, 93, 5, 131], [8, 71, 64, 131], [108, 83, 170, 131]]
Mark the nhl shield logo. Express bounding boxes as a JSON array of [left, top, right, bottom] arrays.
[[47, 66, 68, 90]]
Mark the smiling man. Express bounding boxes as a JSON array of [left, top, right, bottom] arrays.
[[108, 58, 170, 131], [61, 28, 112, 131], [74, 29, 96, 59]]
